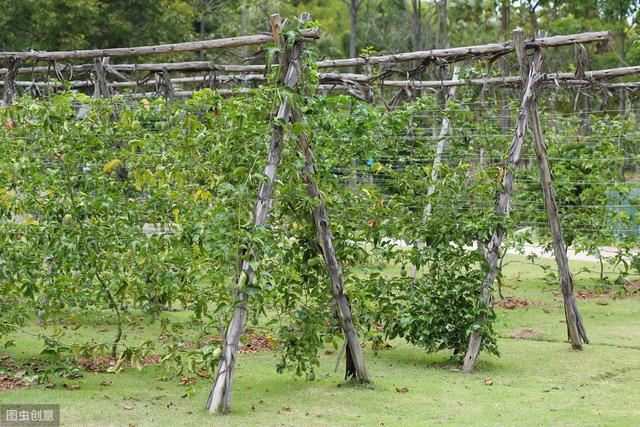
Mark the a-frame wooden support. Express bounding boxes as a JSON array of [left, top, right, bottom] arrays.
[[515, 31, 589, 349], [207, 14, 370, 415], [463, 28, 589, 372]]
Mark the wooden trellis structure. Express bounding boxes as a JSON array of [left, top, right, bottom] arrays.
[[2, 13, 637, 414]]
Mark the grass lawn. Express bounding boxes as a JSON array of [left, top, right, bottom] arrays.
[[2, 255, 639, 426]]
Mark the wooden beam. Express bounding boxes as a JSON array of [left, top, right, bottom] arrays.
[[315, 31, 610, 69], [0, 30, 320, 61], [0, 30, 609, 73]]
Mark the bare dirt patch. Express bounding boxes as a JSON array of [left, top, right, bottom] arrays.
[[182, 330, 274, 354], [0, 375, 29, 392], [204, 331, 274, 354], [495, 298, 544, 309], [76, 355, 161, 373], [0, 356, 30, 392], [574, 289, 637, 299], [508, 327, 542, 340]]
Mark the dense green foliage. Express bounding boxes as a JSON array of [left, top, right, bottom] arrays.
[[1, 78, 638, 381]]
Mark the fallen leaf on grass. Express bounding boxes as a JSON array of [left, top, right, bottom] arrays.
[[324, 349, 335, 355], [179, 376, 196, 386], [596, 300, 609, 306], [155, 376, 169, 382], [123, 405, 134, 411], [100, 380, 112, 386], [395, 386, 409, 393], [484, 377, 493, 386], [63, 383, 81, 390]]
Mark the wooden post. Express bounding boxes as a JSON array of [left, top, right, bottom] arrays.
[[93, 57, 111, 98], [516, 31, 589, 349], [290, 108, 371, 383], [206, 14, 305, 414], [160, 68, 175, 104], [2, 57, 20, 104], [462, 28, 541, 373], [411, 66, 460, 279]]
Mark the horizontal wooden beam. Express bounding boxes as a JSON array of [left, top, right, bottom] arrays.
[[3, 74, 268, 89], [6, 65, 640, 94], [0, 30, 320, 61], [315, 31, 610, 68], [0, 30, 610, 77], [0, 62, 266, 76], [320, 66, 640, 87]]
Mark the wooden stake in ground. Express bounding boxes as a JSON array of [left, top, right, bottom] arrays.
[[516, 31, 589, 349], [206, 14, 305, 414], [462, 28, 541, 373], [290, 108, 371, 383]]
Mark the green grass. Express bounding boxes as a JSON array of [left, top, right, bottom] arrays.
[[2, 255, 640, 426]]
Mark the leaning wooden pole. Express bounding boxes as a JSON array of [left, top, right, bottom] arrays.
[[290, 108, 371, 383], [515, 32, 589, 349], [462, 28, 541, 373], [410, 66, 460, 279], [206, 14, 306, 414]]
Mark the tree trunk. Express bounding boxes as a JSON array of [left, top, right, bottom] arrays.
[[410, 0, 422, 51], [290, 108, 371, 383], [2, 57, 20, 105], [199, 16, 206, 60], [462, 28, 539, 373], [206, 15, 305, 414], [437, 0, 448, 49], [348, 0, 359, 73]]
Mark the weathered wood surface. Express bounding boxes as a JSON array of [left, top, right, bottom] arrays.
[[523, 34, 589, 350], [206, 14, 303, 415], [315, 31, 609, 69], [462, 29, 541, 373], [93, 58, 111, 98], [290, 108, 371, 383], [7, 64, 639, 95], [0, 30, 609, 75], [0, 62, 266, 76], [317, 65, 640, 87], [0, 29, 320, 61]]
